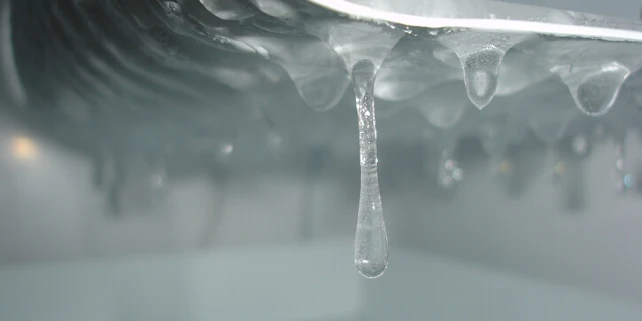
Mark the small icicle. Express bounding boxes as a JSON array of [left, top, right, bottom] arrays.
[[352, 59, 388, 279], [461, 48, 502, 109], [552, 61, 630, 117], [436, 31, 531, 109]]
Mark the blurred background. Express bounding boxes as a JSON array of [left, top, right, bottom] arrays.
[[2, 0, 642, 320]]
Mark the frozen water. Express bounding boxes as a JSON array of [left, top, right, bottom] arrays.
[[495, 52, 554, 97], [375, 38, 461, 101], [303, 21, 403, 277], [552, 61, 630, 116], [240, 36, 350, 111], [462, 48, 503, 109], [352, 59, 388, 279], [529, 40, 642, 116], [306, 20, 405, 71], [437, 31, 533, 109]]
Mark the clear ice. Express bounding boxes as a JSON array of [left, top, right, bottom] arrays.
[[240, 36, 350, 111], [534, 41, 642, 117], [436, 32, 531, 109], [495, 52, 553, 97], [375, 39, 461, 102], [352, 59, 388, 279], [552, 61, 630, 116], [306, 21, 402, 278], [461, 48, 502, 109]]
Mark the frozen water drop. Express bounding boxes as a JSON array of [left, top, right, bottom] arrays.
[[554, 61, 630, 117], [352, 59, 388, 279], [375, 40, 461, 102], [495, 52, 553, 96], [462, 48, 503, 110], [575, 69, 628, 116], [436, 31, 531, 109]]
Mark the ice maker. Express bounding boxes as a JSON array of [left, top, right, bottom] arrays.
[[2, 0, 642, 320]]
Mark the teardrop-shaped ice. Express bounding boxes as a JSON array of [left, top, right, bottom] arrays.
[[554, 61, 630, 117], [308, 22, 401, 278], [461, 48, 503, 109], [437, 31, 531, 109], [352, 59, 388, 279], [575, 63, 629, 116]]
